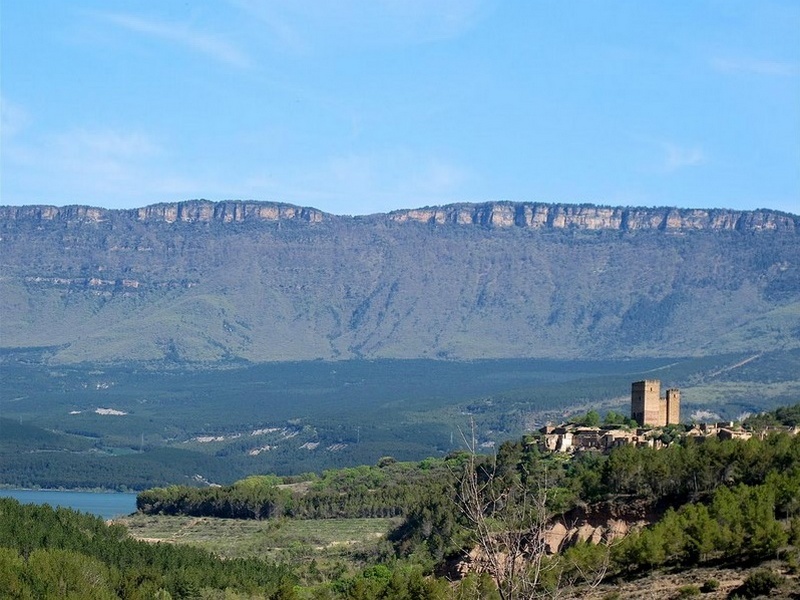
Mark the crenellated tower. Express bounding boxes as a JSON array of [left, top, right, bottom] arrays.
[[631, 380, 680, 427]]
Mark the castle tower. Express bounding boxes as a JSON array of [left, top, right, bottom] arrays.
[[665, 388, 681, 425], [631, 380, 661, 427]]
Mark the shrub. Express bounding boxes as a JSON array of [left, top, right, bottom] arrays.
[[675, 585, 700, 598], [734, 569, 784, 598], [784, 549, 799, 574], [700, 578, 719, 593], [790, 517, 800, 546]]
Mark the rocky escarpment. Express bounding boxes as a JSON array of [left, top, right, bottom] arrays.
[[0, 199, 327, 225], [0, 200, 796, 232], [1, 198, 798, 364], [387, 202, 799, 232]]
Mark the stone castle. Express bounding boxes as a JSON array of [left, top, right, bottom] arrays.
[[630, 380, 680, 427]]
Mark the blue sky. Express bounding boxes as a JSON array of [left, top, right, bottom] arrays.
[[2, 1, 798, 215]]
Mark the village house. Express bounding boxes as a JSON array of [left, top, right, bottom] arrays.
[[537, 381, 797, 454]]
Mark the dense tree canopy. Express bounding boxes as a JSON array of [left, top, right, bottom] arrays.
[[3, 424, 800, 598]]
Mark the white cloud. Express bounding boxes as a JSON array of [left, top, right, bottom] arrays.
[[1, 125, 210, 206], [99, 12, 252, 68], [238, 151, 472, 215], [53, 129, 160, 159], [0, 95, 30, 139], [710, 57, 798, 77], [662, 142, 706, 172], [229, 0, 491, 53], [46, 129, 161, 183]]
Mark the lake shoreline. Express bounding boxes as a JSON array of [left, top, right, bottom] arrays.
[[0, 488, 139, 520]]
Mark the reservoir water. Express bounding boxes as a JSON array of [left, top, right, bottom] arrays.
[[0, 489, 138, 520]]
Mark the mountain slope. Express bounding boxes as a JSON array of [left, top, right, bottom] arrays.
[[1, 200, 798, 364]]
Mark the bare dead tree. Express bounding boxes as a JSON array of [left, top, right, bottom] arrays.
[[456, 422, 555, 600], [455, 422, 617, 600]]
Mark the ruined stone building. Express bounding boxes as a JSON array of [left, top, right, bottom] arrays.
[[630, 380, 680, 427]]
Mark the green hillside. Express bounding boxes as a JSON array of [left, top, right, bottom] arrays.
[[5, 422, 800, 599], [1, 200, 798, 364], [2, 351, 798, 489]]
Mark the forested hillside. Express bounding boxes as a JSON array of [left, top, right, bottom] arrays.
[[7, 421, 798, 598], [0, 498, 297, 599], [1, 200, 798, 364], [133, 426, 800, 598]]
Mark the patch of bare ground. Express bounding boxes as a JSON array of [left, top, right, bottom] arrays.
[[277, 480, 313, 494], [565, 562, 800, 599]]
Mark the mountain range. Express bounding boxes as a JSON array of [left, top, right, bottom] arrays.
[[1, 200, 798, 364]]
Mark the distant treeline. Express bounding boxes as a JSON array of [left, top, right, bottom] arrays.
[[744, 402, 800, 428], [138, 426, 800, 524], [137, 458, 461, 520]]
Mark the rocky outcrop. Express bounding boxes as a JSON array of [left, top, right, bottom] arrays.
[[1, 200, 796, 232], [544, 515, 641, 554], [387, 202, 799, 232], [0, 200, 327, 225], [452, 499, 659, 580], [0, 204, 110, 223], [133, 200, 326, 224], [544, 498, 661, 553]]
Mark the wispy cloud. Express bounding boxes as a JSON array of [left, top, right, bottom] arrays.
[[227, 0, 308, 54], [229, 0, 491, 53], [2, 125, 192, 206], [1, 95, 30, 139], [99, 12, 251, 68], [55, 129, 160, 158], [45, 129, 164, 193], [238, 150, 472, 215], [710, 57, 798, 77], [662, 142, 706, 172]]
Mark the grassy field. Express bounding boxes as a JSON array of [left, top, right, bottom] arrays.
[[115, 513, 800, 599], [117, 514, 399, 581]]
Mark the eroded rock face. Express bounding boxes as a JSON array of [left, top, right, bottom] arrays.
[[555, 518, 633, 553], [133, 200, 326, 224], [451, 500, 657, 583], [545, 522, 569, 554], [387, 202, 798, 232], [1, 199, 797, 364], [2, 200, 796, 232], [0, 200, 326, 225], [545, 498, 659, 553]]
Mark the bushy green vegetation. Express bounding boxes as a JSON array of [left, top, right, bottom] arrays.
[[614, 479, 793, 569], [136, 431, 800, 585], [3, 425, 800, 598], [731, 569, 786, 598], [744, 402, 800, 428], [0, 498, 296, 599], [138, 460, 463, 521]]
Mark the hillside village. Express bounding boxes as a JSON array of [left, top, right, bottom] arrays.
[[538, 380, 800, 454]]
